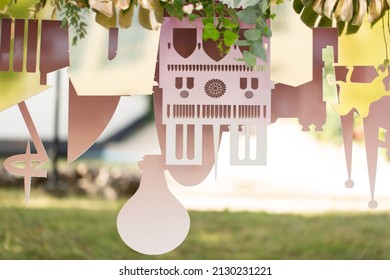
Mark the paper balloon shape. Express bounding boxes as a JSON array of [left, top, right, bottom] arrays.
[[117, 155, 190, 255]]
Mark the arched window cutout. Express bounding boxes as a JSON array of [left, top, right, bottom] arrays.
[[173, 28, 197, 58], [203, 39, 227, 62], [187, 77, 194, 89]]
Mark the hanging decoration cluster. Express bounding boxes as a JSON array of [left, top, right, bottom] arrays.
[[1, 0, 390, 255]]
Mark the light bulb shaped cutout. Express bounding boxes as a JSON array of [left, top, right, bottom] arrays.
[[117, 155, 190, 255]]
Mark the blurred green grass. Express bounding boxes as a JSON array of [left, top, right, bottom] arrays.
[[1, 189, 390, 259]]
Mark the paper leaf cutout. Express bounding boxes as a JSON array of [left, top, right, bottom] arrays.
[[67, 10, 160, 96], [3, 102, 49, 203], [117, 155, 190, 255], [67, 81, 120, 163]]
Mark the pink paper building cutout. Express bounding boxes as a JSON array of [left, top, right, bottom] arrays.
[[271, 28, 339, 131], [158, 17, 273, 168], [153, 86, 222, 186]]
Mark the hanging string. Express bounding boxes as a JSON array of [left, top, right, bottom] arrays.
[[382, 14, 389, 65]]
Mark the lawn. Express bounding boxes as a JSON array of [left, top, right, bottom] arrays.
[[0, 189, 390, 259]]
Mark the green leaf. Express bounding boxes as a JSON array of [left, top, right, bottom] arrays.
[[203, 23, 220, 41], [188, 13, 199, 21], [258, 0, 268, 13], [262, 25, 272, 37], [244, 29, 262, 41], [61, 17, 68, 28], [317, 16, 333, 27], [243, 50, 256, 67], [202, 17, 214, 26], [164, 5, 176, 17], [203, 4, 214, 17], [237, 6, 259, 25], [222, 18, 239, 29], [227, 8, 239, 23], [300, 6, 319, 28], [346, 22, 361, 35], [252, 39, 267, 62], [235, 39, 253, 46], [223, 29, 239, 47]]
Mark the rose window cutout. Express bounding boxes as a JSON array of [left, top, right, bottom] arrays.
[[204, 79, 226, 98]]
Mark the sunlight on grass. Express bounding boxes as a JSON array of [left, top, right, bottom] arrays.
[[1, 189, 390, 259]]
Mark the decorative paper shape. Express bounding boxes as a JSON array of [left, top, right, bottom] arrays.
[[158, 17, 273, 168], [362, 96, 390, 209], [67, 81, 120, 163], [153, 86, 220, 186], [39, 20, 69, 85], [67, 9, 160, 96], [271, 28, 339, 131], [0, 19, 60, 111], [3, 102, 49, 203], [117, 155, 190, 255], [330, 66, 390, 208], [333, 66, 390, 122]]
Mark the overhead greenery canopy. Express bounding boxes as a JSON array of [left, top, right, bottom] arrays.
[[1, 0, 390, 66], [294, 0, 390, 35]]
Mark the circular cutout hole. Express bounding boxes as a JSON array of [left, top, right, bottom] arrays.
[[180, 90, 189, 98], [245, 91, 254, 99]]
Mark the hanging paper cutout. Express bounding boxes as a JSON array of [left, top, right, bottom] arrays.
[[39, 20, 70, 85], [328, 65, 390, 208], [271, 28, 339, 131], [153, 86, 222, 186], [117, 155, 190, 255], [0, 19, 53, 111], [158, 17, 273, 168], [333, 66, 390, 123], [67, 6, 160, 96], [67, 81, 120, 163], [3, 102, 49, 203], [0, 17, 68, 202], [319, 17, 390, 208]]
